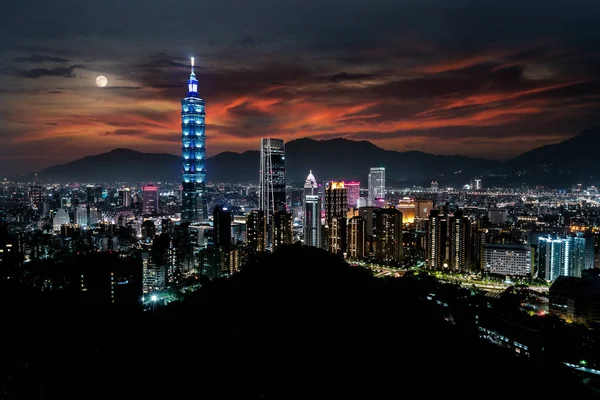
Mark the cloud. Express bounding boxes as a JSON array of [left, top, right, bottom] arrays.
[[103, 129, 145, 136], [11, 64, 84, 79], [330, 72, 376, 83], [13, 55, 69, 63]]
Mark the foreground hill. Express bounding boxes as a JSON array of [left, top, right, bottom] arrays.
[[1, 246, 593, 399]]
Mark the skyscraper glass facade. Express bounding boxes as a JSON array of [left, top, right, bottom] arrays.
[[181, 58, 207, 222]]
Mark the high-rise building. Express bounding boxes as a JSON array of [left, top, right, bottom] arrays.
[[368, 167, 385, 206], [474, 179, 483, 190], [213, 205, 232, 276], [538, 233, 594, 281], [449, 211, 471, 272], [347, 216, 365, 259], [427, 209, 448, 269], [303, 194, 322, 248], [181, 57, 207, 223], [483, 244, 533, 278], [246, 210, 267, 252], [345, 181, 360, 210], [259, 138, 286, 215], [142, 185, 159, 214], [488, 208, 508, 225], [273, 211, 293, 250], [259, 138, 286, 248], [325, 182, 348, 255], [373, 208, 403, 262], [118, 188, 131, 207]]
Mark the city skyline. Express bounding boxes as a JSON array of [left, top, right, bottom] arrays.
[[2, 1, 600, 175]]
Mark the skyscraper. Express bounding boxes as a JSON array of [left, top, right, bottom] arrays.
[[325, 181, 348, 255], [368, 167, 385, 206], [427, 209, 448, 269], [303, 194, 322, 248], [303, 170, 318, 198], [181, 57, 207, 223], [449, 211, 471, 272], [259, 138, 286, 214], [345, 181, 360, 210], [259, 138, 286, 248], [142, 185, 159, 214]]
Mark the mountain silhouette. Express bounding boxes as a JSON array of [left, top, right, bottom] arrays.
[[25, 130, 600, 185], [505, 127, 600, 185], [29, 138, 497, 185]]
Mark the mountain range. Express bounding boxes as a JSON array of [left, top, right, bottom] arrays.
[[21, 128, 600, 186]]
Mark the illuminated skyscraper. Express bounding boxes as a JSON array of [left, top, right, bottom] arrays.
[[347, 216, 365, 259], [259, 138, 286, 214], [259, 138, 286, 248], [181, 57, 207, 223], [303, 194, 322, 248], [246, 210, 267, 252], [368, 167, 385, 206]]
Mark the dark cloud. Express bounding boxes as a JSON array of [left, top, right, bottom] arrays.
[[103, 129, 145, 136], [12, 64, 83, 79], [330, 72, 376, 83], [13, 54, 69, 63]]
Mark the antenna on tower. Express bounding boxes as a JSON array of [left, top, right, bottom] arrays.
[[191, 57, 194, 75]]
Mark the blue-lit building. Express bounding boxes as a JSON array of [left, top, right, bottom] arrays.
[[181, 57, 207, 222]]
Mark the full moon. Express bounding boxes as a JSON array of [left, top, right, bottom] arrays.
[[96, 76, 108, 87]]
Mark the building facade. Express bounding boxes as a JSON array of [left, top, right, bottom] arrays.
[[483, 244, 534, 278], [303, 194, 322, 248]]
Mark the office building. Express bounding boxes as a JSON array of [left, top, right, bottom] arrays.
[[259, 138, 286, 215], [246, 210, 267, 252], [368, 167, 385, 206], [181, 57, 208, 223], [213, 205, 232, 276], [303, 194, 322, 248], [345, 181, 360, 210], [483, 244, 533, 278], [347, 216, 365, 259], [259, 138, 286, 248], [142, 185, 159, 214]]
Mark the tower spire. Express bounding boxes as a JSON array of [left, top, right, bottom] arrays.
[[191, 57, 195, 76]]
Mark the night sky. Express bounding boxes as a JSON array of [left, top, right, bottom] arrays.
[[2, 0, 600, 175]]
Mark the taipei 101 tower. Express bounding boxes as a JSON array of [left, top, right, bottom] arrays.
[[180, 57, 207, 222]]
